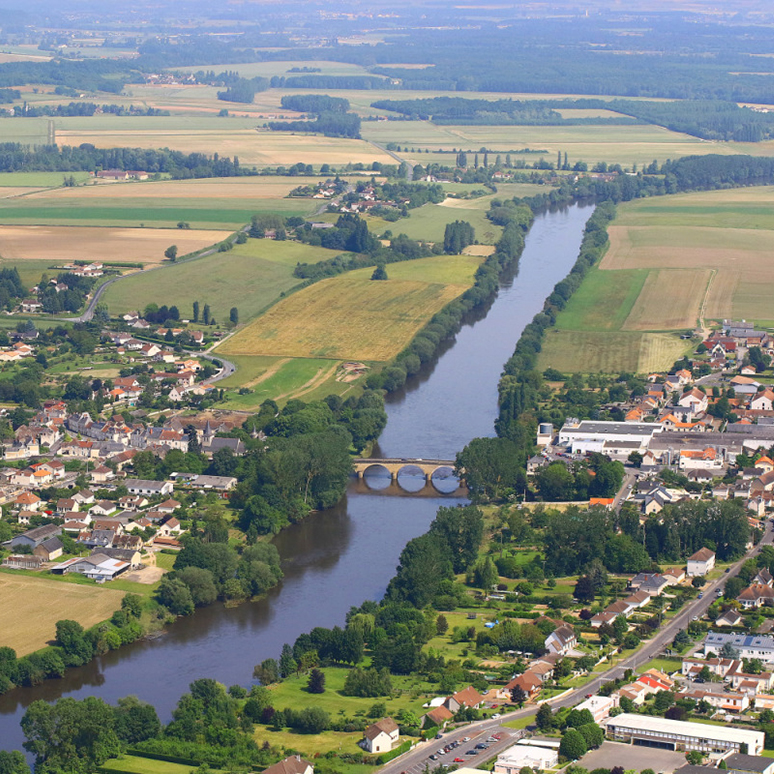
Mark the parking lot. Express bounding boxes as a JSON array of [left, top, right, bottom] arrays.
[[398, 725, 522, 774], [579, 741, 687, 773]]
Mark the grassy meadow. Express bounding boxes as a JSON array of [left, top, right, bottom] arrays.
[[102, 239, 337, 323], [539, 186, 774, 373], [0, 571, 124, 656]]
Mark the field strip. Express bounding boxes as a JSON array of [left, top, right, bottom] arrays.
[[698, 268, 717, 337], [276, 362, 340, 402], [244, 358, 292, 388]]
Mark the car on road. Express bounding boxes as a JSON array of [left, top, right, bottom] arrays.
[[462, 737, 470, 742], [454, 759, 464, 763], [475, 744, 487, 749], [466, 750, 478, 755], [430, 755, 438, 761], [491, 714, 501, 719], [698, 592, 704, 598]]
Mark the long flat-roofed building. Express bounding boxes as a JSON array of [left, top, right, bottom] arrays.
[[558, 419, 664, 454], [704, 633, 774, 663], [604, 713, 764, 755]]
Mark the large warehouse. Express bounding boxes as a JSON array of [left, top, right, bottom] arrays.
[[604, 714, 764, 755]]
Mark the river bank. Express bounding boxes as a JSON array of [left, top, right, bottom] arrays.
[[0, 201, 593, 755]]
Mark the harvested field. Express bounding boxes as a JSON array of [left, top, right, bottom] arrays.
[[218, 274, 469, 362], [539, 329, 692, 374], [0, 571, 124, 656], [622, 269, 710, 331], [0, 226, 229, 264], [23, 177, 326, 201], [55, 126, 394, 168], [601, 225, 774, 271]]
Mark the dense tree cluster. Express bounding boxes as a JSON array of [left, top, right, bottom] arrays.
[[443, 220, 475, 254], [270, 75, 390, 90], [268, 111, 361, 139], [0, 267, 26, 309], [13, 102, 168, 118], [280, 94, 350, 113], [543, 499, 749, 576]]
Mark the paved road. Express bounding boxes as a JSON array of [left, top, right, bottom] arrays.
[[381, 519, 774, 774], [369, 141, 412, 179]]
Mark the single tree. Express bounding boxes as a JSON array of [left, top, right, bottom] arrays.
[[229, 307, 239, 325], [203, 304, 211, 326], [307, 668, 326, 694], [164, 245, 178, 262], [192, 300, 200, 322]]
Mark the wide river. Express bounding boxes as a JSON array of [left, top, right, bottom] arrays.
[[0, 201, 592, 753]]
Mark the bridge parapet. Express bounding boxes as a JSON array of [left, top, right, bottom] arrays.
[[353, 457, 459, 481]]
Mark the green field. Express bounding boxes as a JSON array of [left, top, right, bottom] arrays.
[[367, 202, 502, 244], [0, 171, 92, 187], [102, 755, 223, 774], [102, 239, 337, 323]]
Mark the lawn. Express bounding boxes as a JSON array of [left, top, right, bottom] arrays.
[[101, 754, 223, 774], [252, 665, 434, 757], [101, 239, 338, 323], [0, 570, 124, 656], [217, 269, 471, 362], [636, 657, 682, 675], [367, 202, 502, 245]]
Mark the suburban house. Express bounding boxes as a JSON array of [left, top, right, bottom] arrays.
[[738, 584, 774, 609], [717, 610, 745, 627], [687, 547, 716, 577], [422, 705, 453, 729], [124, 479, 174, 497], [445, 686, 485, 712], [261, 757, 313, 774], [545, 624, 577, 655], [361, 718, 400, 754]]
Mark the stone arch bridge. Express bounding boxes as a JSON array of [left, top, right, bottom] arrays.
[[353, 458, 461, 482]]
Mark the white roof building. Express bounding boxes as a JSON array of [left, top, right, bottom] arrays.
[[604, 713, 764, 755], [493, 744, 558, 774]]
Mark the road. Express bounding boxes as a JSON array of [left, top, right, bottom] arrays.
[[369, 140, 413, 179], [381, 519, 774, 774]]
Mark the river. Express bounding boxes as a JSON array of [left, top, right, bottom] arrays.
[[0, 201, 592, 753]]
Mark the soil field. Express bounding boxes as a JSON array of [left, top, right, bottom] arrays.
[[0, 571, 124, 656], [0, 226, 229, 264], [218, 271, 471, 362], [623, 268, 711, 331], [102, 239, 336, 323]]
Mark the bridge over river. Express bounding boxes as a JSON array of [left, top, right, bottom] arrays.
[[352, 458, 465, 495]]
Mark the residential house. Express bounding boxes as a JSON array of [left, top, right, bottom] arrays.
[[502, 671, 542, 700], [361, 718, 400, 754], [718, 610, 745, 627], [738, 584, 774, 609], [124, 479, 174, 497], [679, 388, 709, 414], [545, 624, 577, 656], [677, 688, 749, 713], [261, 757, 313, 774], [445, 686, 485, 712], [663, 567, 686, 585], [422, 706, 454, 729], [687, 547, 716, 577]]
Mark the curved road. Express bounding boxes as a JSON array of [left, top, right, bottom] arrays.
[[381, 519, 774, 774]]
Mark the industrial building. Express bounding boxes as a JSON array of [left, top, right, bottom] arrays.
[[604, 713, 764, 755]]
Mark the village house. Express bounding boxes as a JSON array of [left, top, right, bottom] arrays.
[[261, 756, 313, 774], [361, 718, 400, 754], [687, 547, 716, 577], [545, 624, 577, 656]]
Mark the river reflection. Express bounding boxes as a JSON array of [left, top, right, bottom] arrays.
[[0, 202, 593, 753]]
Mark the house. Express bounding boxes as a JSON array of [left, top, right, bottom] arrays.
[[422, 705, 454, 729], [156, 517, 183, 537], [717, 610, 745, 627], [14, 491, 42, 510], [124, 479, 174, 497], [591, 610, 620, 628], [573, 695, 618, 723], [361, 717, 400, 754], [89, 500, 116, 517], [261, 757, 313, 774], [93, 546, 143, 569], [752, 391, 774, 412], [738, 584, 774, 609], [502, 671, 542, 700], [446, 686, 485, 711], [90, 466, 115, 484], [33, 537, 63, 561], [679, 388, 709, 414], [676, 688, 749, 713], [663, 567, 686, 585], [755, 568, 774, 587], [687, 547, 716, 577], [723, 753, 774, 774], [545, 624, 577, 655], [156, 498, 181, 513]]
